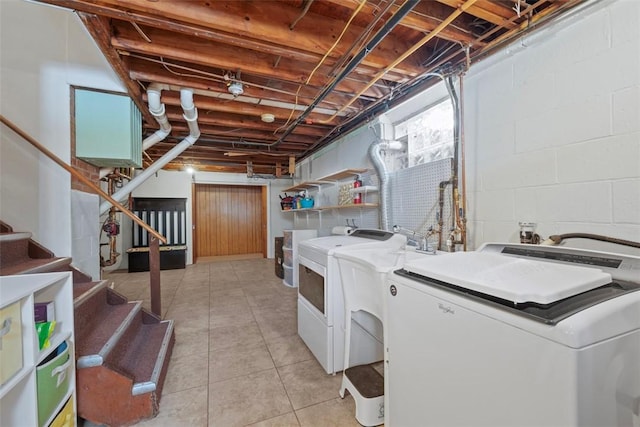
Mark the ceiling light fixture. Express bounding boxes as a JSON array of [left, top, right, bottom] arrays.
[[261, 113, 275, 123], [228, 81, 243, 97], [185, 166, 195, 174]]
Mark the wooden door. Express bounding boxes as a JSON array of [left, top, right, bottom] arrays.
[[193, 184, 266, 259]]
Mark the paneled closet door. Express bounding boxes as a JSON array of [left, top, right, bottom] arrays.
[[193, 184, 266, 259]]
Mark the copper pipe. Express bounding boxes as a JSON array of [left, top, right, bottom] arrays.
[[458, 73, 468, 251]]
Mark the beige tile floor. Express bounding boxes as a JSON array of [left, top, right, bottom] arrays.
[[103, 258, 362, 427]]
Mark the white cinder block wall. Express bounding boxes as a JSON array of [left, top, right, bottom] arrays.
[[300, 0, 639, 254], [464, 0, 640, 253]]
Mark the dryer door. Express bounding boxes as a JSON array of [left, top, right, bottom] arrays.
[[298, 256, 326, 316]]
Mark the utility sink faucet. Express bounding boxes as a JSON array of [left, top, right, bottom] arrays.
[[393, 225, 435, 254]]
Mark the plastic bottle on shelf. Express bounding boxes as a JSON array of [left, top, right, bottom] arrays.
[[353, 175, 362, 204]]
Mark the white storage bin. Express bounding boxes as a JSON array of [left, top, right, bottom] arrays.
[[283, 264, 294, 287], [283, 248, 293, 268], [283, 231, 292, 249]]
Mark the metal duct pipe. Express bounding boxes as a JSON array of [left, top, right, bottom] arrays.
[[271, 0, 420, 147], [369, 139, 403, 231], [100, 88, 199, 214]]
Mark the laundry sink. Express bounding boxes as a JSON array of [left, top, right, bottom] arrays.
[[334, 247, 405, 273], [333, 247, 440, 315], [334, 247, 436, 273]]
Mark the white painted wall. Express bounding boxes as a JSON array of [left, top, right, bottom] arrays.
[[71, 190, 100, 279], [463, 0, 640, 254], [120, 170, 294, 266], [293, 125, 382, 235], [1, 0, 124, 278], [301, 0, 639, 255]]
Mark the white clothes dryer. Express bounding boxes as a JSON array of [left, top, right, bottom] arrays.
[[297, 229, 406, 374]]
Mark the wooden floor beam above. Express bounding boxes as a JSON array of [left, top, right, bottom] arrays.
[[32, 0, 587, 175]]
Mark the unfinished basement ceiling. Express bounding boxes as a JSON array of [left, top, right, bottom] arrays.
[[37, 0, 585, 175]]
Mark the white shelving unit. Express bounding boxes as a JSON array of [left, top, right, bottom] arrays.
[[0, 272, 76, 427], [282, 229, 317, 287], [281, 168, 378, 213]]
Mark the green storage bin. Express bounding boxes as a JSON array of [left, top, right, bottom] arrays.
[[37, 341, 71, 427]]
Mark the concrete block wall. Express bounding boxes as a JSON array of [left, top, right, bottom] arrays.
[[463, 0, 640, 253]]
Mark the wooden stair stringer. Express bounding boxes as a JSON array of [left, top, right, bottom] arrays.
[[77, 313, 175, 425], [76, 365, 159, 427]]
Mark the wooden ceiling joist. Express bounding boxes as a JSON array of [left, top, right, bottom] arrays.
[[30, 0, 585, 174]]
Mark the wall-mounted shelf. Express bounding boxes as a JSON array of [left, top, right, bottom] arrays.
[[283, 168, 368, 193], [319, 168, 368, 182], [281, 203, 378, 213], [283, 181, 331, 193], [282, 169, 375, 230]]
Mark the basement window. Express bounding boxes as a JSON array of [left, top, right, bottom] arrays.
[[391, 99, 454, 170]]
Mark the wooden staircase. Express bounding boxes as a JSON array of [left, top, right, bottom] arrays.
[[0, 221, 175, 426]]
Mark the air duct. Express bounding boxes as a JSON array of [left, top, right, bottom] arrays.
[[369, 138, 402, 231], [99, 88, 199, 214]]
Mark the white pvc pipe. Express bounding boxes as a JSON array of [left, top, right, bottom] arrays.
[[99, 88, 199, 214], [100, 137, 195, 213], [142, 130, 169, 151], [180, 88, 200, 139], [144, 84, 172, 150]]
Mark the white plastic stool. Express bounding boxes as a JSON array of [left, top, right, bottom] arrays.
[[335, 254, 388, 426]]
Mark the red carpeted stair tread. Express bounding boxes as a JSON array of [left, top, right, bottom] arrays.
[[106, 317, 170, 384], [0, 256, 70, 276], [0, 234, 31, 266], [75, 300, 140, 357], [73, 281, 102, 301]]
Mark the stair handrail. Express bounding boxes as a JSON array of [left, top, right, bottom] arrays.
[[2, 114, 166, 316], [0, 115, 167, 244]]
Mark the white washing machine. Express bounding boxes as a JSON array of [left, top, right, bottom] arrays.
[[297, 229, 406, 374], [385, 243, 640, 426]]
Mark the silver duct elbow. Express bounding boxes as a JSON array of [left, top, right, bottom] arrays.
[[368, 139, 402, 231]]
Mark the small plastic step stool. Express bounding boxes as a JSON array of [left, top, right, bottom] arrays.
[[340, 364, 384, 426]]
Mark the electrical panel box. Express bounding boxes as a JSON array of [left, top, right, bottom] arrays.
[[75, 89, 142, 168]]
